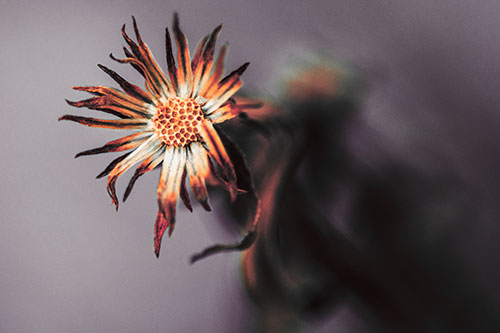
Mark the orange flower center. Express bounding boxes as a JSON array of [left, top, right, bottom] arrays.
[[153, 97, 203, 146]]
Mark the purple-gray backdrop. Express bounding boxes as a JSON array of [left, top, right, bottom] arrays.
[[2, 0, 500, 332]]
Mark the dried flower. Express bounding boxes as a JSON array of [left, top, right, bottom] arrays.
[[60, 14, 252, 257]]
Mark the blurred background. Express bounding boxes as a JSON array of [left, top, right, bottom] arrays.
[[2, 0, 500, 332]]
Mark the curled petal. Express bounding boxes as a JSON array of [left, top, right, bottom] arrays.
[[123, 146, 165, 202], [191, 228, 257, 264], [154, 210, 170, 258], [186, 142, 211, 211], [198, 120, 237, 200], [96, 153, 131, 179], [122, 46, 145, 77], [106, 136, 159, 210]]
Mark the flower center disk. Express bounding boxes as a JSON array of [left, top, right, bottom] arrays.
[[153, 97, 203, 146]]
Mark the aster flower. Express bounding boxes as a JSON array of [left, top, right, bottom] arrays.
[[60, 15, 255, 257]]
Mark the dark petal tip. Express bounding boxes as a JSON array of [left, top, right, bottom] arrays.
[[201, 200, 212, 212], [237, 62, 250, 76], [109, 53, 123, 62]]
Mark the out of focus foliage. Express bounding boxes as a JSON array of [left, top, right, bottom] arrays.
[[216, 54, 500, 332]]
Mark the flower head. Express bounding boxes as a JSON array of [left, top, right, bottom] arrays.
[[60, 15, 252, 257]]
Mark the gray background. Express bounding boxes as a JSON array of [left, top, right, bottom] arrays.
[[2, 0, 500, 332]]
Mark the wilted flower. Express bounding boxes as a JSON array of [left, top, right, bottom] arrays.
[[60, 14, 253, 257]]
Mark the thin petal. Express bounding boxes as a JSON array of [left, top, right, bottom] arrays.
[[198, 43, 227, 98], [207, 100, 240, 124], [58, 115, 148, 130], [191, 35, 209, 72], [155, 146, 187, 256], [172, 13, 193, 97], [96, 152, 131, 179], [186, 142, 211, 211], [106, 136, 159, 210], [109, 53, 163, 100], [202, 63, 249, 114], [165, 27, 178, 94], [97, 64, 154, 104], [123, 145, 165, 202], [157, 146, 187, 211], [190, 35, 209, 97], [122, 46, 145, 77], [154, 209, 169, 258], [179, 169, 193, 212], [131, 17, 175, 96], [69, 86, 152, 118], [192, 25, 223, 97], [75, 132, 150, 158], [120, 18, 173, 97], [198, 120, 237, 200]]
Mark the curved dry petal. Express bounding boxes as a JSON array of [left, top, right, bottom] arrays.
[[123, 145, 165, 202], [120, 18, 173, 98], [165, 27, 179, 94], [155, 146, 187, 256], [96, 152, 131, 179], [106, 136, 159, 209], [191, 34, 209, 72], [109, 53, 163, 100], [198, 43, 227, 98], [179, 169, 193, 212], [69, 86, 152, 118], [186, 142, 211, 211], [97, 64, 154, 104], [198, 120, 237, 200], [207, 101, 240, 124], [203, 62, 248, 114], [59, 115, 149, 129], [191, 25, 222, 97], [75, 132, 151, 158], [172, 13, 193, 98]]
